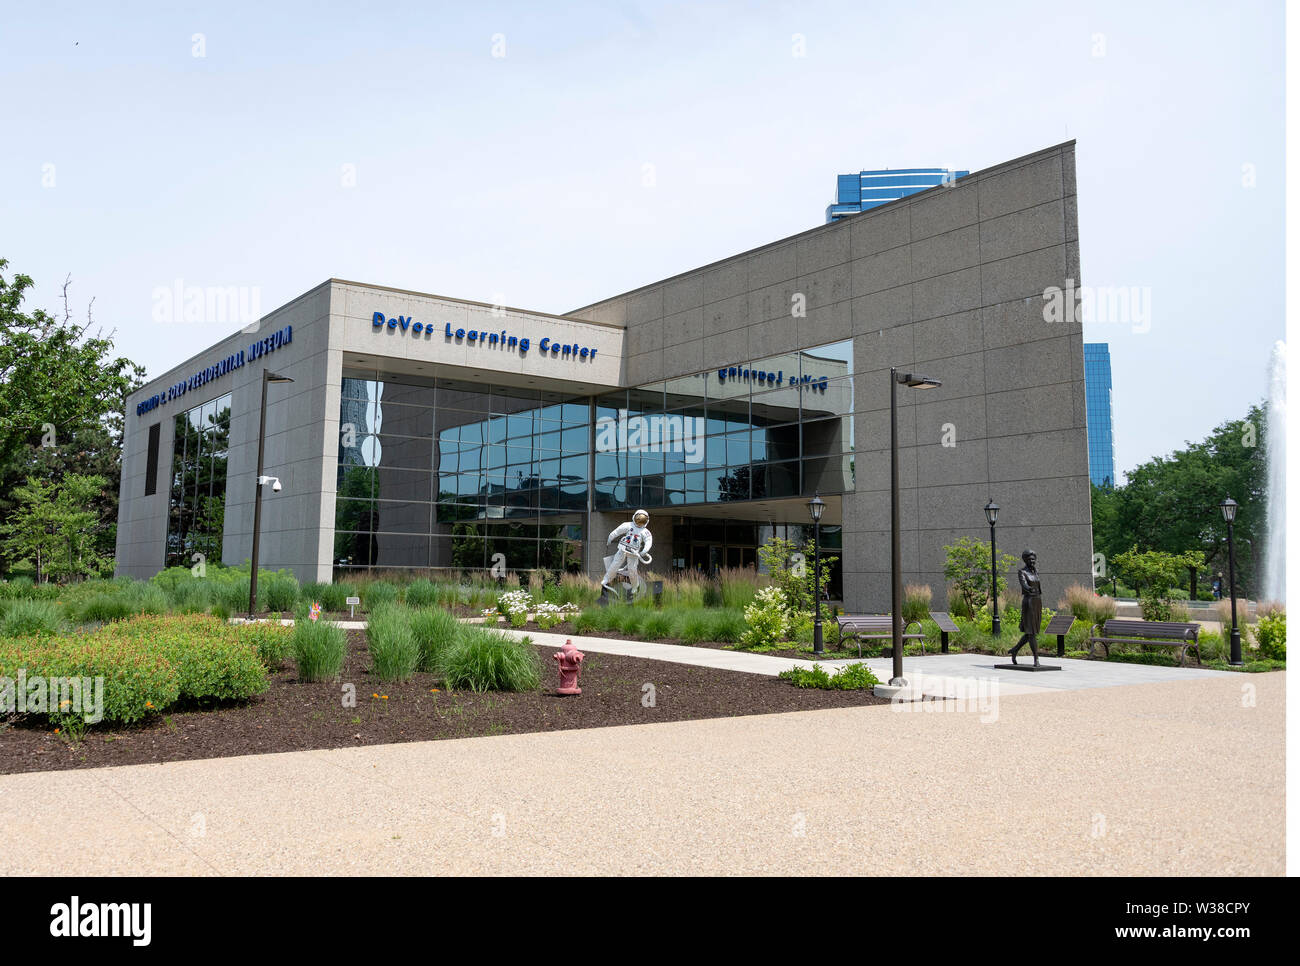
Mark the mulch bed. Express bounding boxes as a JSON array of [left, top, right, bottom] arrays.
[[0, 631, 889, 775]]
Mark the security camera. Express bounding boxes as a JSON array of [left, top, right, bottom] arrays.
[[258, 475, 283, 493], [272, 479, 282, 493]]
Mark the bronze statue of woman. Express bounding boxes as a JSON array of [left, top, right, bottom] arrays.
[[1009, 549, 1042, 666]]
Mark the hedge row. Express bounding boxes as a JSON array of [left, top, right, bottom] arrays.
[[0, 614, 286, 725]]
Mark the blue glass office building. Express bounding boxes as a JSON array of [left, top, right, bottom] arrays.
[[826, 167, 970, 222], [1083, 343, 1116, 487]]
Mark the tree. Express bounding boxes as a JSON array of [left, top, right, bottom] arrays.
[[1112, 546, 1205, 621], [1095, 403, 1267, 598], [1, 474, 109, 582], [757, 535, 837, 615], [944, 536, 1019, 617], [0, 260, 145, 575]]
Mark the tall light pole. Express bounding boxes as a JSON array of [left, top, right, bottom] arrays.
[[248, 370, 294, 618], [890, 368, 941, 687], [808, 493, 826, 656], [984, 500, 1001, 636], [1220, 497, 1243, 666]]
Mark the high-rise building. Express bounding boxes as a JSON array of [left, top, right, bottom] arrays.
[[1084, 343, 1116, 488], [826, 167, 970, 222]]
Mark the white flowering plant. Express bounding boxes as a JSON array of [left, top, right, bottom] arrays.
[[739, 586, 791, 650], [534, 601, 580, 629]]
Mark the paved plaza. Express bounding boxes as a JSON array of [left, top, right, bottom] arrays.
[[0, 662, 1281, 876]]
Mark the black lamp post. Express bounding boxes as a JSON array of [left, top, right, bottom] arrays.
[[1220, 497, 1243, 666], [890, 368, 941, 686], [808, 492, 826, 656], [984, 500, 1001, 636], [248, 370, 294, 618]]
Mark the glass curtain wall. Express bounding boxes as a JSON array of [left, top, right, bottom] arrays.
[[165, 393, 232, 568], [335, 341, 852, 578], [336, 371, 589, 577], [594, 339, 854, 510]]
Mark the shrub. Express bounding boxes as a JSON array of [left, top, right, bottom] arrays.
[[301, 582, 353, 612], [0, 632, 180, 725], [364, 581, 400, 608], [740, 587, 790, 649], [707, 609, 747, 643], [665, 571, 706, 608], [72, 593, 134, 624], [902, 584, 932, 625], [642, 611, 673, 638], [1, 599, 65, 637], [702, 581, 722, 608], [557, 573, 600, 608], [719, 567, 764, 608], [442, 627, 541, 692], [1253, 612, 1286, 661], [0, 614, 275, 724], [109, 616, 267, 704], [240, 621, 293, 669], [367, 604, 420, 681], [948, 593, 973, 619], [410, 607, 461, 673], [779, 662, 880, 690], [263, 574, 300, 612], [291, 613, 347, 681], [404, 579, 439, 608], [1061, 584, 1096, 623]]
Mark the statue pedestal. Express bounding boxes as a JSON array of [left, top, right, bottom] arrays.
[[993, 664, 1062, 672]]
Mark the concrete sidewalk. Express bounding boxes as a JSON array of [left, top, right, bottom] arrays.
[[0, 672, 1282, 876], [501, 629, 1234, 697]]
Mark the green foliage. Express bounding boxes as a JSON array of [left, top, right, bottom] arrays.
[[403, 579, 439, 608], [301, 581, 357, 612], [441, 627, 541, 692], [239, 621, 292, 670], [98, 615, 267, 704], [757, 536, 836, 616], [902, 583, 932, 625], [778, 662, 880, 690], [0, 598, 65, 636], [363, 581, 400, 608], [0, 474, 111, 582], [1253, 611, 1286, 661], [0, 261, 145, 579], [944, 536, 1018, 617], [409, 607, 460, 673], [0, 613, 271, 725], [262, 573, 300, 612], [366, 603, 420, 681], [1093, 403, 1267, 597], [291, 612, 347, 682], [1112, 546, 1205, 620]]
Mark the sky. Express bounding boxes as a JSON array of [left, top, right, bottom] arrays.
[[0, 0, 1285, 480]]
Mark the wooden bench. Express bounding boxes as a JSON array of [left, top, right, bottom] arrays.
[[836, 615, 924, 658], [929, 611, 959, 654], [1044, 613, 1075, 658], [1087, 619, 1202, 666]]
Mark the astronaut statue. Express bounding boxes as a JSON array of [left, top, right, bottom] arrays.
[[601, 509, 653, 600]]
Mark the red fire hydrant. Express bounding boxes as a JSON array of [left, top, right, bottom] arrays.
[[554, 639, 584, 696]]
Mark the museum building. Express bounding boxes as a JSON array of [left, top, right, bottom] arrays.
[[116, 141, 1094, 609]]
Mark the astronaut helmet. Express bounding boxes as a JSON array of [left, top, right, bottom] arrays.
[[633, 509, 649, 527]]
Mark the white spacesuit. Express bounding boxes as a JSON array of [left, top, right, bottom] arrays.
[[601, 509, 653, 595]]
